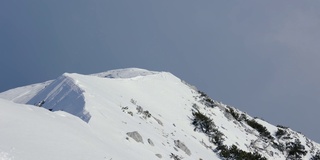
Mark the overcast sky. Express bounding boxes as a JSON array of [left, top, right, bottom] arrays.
[[1, 0, 320, 143]]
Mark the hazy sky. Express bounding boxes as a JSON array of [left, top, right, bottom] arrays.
[[1, 1, 320, 142]]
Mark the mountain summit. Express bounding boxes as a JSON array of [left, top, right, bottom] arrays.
[[1, 68, 319, 160]]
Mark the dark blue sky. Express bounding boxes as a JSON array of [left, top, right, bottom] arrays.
[[1, 0, 320, 142]]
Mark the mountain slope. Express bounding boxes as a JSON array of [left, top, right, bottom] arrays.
[[0, 99, 110, 160], [1, 68, 319, 160]]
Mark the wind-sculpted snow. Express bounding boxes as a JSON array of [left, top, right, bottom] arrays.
[[1, 68, 320, 160], [27, 74, 91, 122]]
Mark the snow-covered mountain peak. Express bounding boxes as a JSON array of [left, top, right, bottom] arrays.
[[1, 68, 320, 160], [92, 68, 159, 79], [26, 70, 182, 123]]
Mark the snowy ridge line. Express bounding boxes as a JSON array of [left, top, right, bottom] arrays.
[[0, 80, 53, 104], [91, 68, 160, 79], [0, 68, 320, 160]]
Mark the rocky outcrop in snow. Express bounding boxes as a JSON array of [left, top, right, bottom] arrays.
[[127, 131, 144, 143]]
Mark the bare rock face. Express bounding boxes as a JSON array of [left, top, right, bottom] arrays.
[[174, 140, 191, 156], [127, 131, 144, 143], [155, 154, 162, 158], [153, 116, 163, 126], [148, 138, 154, 146]]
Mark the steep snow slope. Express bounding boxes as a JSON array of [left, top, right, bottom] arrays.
[[27, 74, 90, 122], [1, 68, 320, 160]]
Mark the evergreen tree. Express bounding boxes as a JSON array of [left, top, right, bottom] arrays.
[[286, 139, 307, 160]]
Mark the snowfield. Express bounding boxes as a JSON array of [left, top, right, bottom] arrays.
[[0, 68, 319, 160], [0, 99, 109, 160]]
